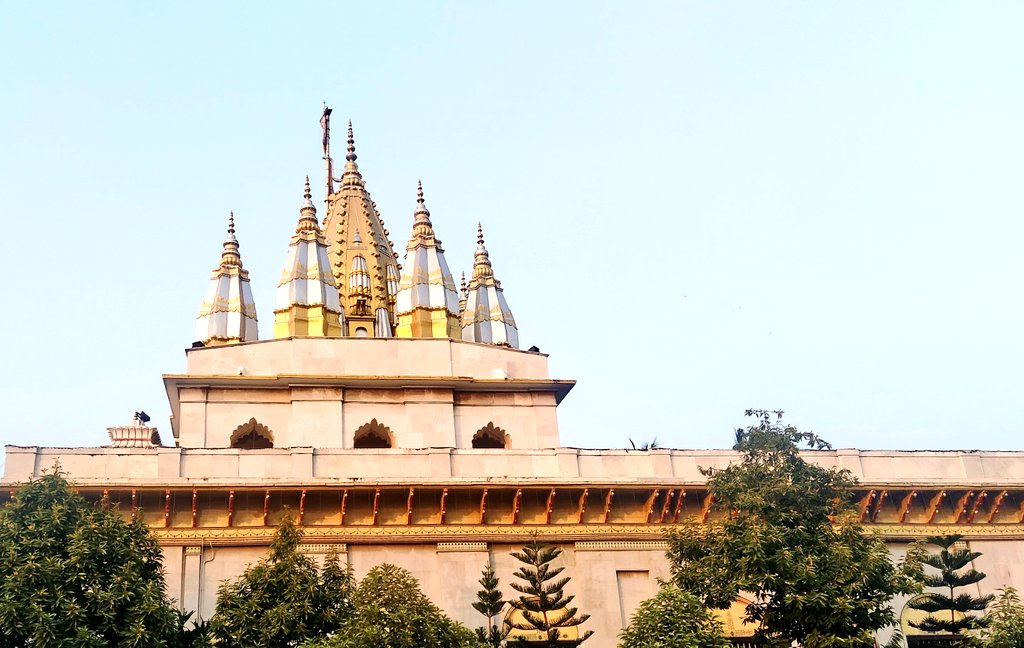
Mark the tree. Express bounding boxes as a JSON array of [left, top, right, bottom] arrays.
[[667, 410, 923, 648], [982, 587, 1024, 648], [908, 534, 992, 641], [300, 563, 475, 648], [0, 469, 182, 647], [474, 564, 510, 648], [509, 538, 594, 647], [629, 438, 660, 451], [618, 584, 728, 648], [210, 517, 353, 648]]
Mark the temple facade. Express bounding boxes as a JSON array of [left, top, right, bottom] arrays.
[[3, 114, 1024, 647]]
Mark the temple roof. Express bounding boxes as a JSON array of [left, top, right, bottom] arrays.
[[195, 212, 259, 346]]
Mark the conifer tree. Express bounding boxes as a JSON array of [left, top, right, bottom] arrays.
[[909, 534, 992, 640], [509, 539, 593, 647], [474, 564, 510, 648]]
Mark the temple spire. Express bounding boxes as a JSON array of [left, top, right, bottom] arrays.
[[461, 223, 519, 348], [274, 178, 344, 338], [458, 271, 468, 317], [395, 180, 460, 339], [321, 121, 400, 337], [195, 212, 259, 346]]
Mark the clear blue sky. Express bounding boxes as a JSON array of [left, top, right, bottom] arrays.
[[2, 2, 1022, 461]]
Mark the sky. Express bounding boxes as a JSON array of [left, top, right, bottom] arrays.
[[1, 2, 1023, 465]]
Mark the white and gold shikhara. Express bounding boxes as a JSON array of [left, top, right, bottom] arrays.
[[395, 181, 461, 339], [461, 223, 519, 348], [273, 177, 343, 338], [194, 117, 521, 347], [195, 212, 259, 346]]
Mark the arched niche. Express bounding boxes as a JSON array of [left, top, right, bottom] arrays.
[[471, 422, 510, 449], [230, 418, 274, 449], [353, 418, 394, 449]]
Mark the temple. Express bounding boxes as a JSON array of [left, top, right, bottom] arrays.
[[3, 111, 1024, 647]]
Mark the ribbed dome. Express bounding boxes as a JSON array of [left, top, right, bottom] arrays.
[[195, 212, 259, 346], [461, 223, 518, 348]]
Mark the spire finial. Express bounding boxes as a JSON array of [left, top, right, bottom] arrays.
[[473, 222, 493, 279], [460, 271, 467, 295], [346, 120, 357, 162], [412, 179, 432, 228], [297, 175, 319, 231], [417, 179, 424, 204], [221, 211, 242, 266]]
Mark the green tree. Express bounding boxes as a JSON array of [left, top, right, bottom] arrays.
[[474, 564, 510, 648], [509, 539, 594, 647], [909, 534, 992, 641], [301, 563, 475, 648], [210, 517, 353, 648], [618, 584, 728, 648], [667, 410, 923, 648], [982, 587, 1024, 648], [0, 469, 182, 647]]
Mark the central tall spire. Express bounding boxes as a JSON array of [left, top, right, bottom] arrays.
[[320, 119, 401, 337]]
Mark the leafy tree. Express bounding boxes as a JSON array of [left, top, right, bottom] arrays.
[[210, 517, 354, 648], [982, 587, 1024, 648], [908, 534, 992, 641], [667, 409, 923, 648], [509, 538, 594, 647], [301, 563, 475, 648], [0, 469, 182, 647], [474, 564, 510, 648], [618, 584, 728, 648]]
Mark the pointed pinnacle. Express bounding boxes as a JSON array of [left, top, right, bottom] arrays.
[[346, 120, 357, 161], [477, 222, 484, 246], [227, 211, 236, 239], [417, 179, 424, 204], [303, 175, 312, 201]]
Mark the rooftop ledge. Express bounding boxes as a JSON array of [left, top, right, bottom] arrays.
[[5, 445, 1024, 488]]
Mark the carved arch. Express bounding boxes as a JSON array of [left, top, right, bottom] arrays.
[[471, 422, 509, 449], [353, 419, 394, 449], [230, 418, 274, 449]]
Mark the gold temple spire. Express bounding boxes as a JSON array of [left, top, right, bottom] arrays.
[[274, 177, 344, 338], [195, 211, 259, 346], [461, 223, 519, 348], [321, 121, 401, 337], [395, 180, 460, 339]]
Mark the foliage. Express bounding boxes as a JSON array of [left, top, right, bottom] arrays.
[[618, 584, 728, 648], [474, 564, 510, 648], [629, 438, 660, 451], [300, 563, 475, 648], [0, 469, 182, 647], [982, 587, 1024, 648], [509, 538, 594, 647], [210, 517, 354, 648], [667, 409, 924, 648], [908, 534, 992, 640]]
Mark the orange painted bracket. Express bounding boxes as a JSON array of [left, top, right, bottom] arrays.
[[870, 490, 888, 523], [406, 488, 415, 525], [191, 489, 198, 528], [926, 490, 945, 524], [263, 490, 271, 526], [644, 489, 661, 524], [544, 488, 557, 524], [658, 489, 675, 524], [479, 488, 489, 524], [897, 491, 917, 524], [439, 488, 448, 525], [298, 489, 308, 525], [227, 490, 235, 527], [602, 489, 615, 523], [700, 493, 714, 523], [512, 488, 522, 524], [987, 490, 1008, 524], [340, 489, 348, 525], [953, 491, 975, 524], [859, 490, 876, 523], [671, 489, 686, 523], [966, 490, 988, 524], [371, 489, 381, 525], [576, 488, 589, 524]]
